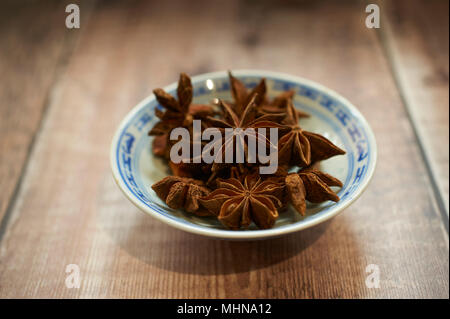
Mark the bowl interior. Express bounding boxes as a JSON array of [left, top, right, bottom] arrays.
[[112, 71, 375, 237]]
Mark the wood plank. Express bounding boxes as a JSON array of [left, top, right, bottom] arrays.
[[380, 0, 449, 213], [0, 0, 448, 298], [0, 1, 83, 223]]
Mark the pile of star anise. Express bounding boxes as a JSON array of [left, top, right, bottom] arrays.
[[149, 72, 346, 230]]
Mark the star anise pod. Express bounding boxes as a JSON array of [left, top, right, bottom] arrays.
[[228, 71, 268, 116], [168, 160, 200, 178], [278, 99, 346, 166], [258, 89, 309, 120], [204, 162, 258, 189], [285, 168, 343, 216], [258, 165, 291, 207], [199, 175, 284, 229], [149, 73, 214, 158], [206, 95, 289, 173], [151, 176, 212, 216]]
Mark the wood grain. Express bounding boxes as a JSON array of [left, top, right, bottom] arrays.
[[0, 1, 85, 224], [0, 0, 448, 298], [381, 0, 449, 214]]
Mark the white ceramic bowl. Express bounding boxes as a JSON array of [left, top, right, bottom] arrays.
[[110, 70, 377, 240]]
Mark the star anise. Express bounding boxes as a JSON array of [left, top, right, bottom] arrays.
[[228, 71, 268, 116], [149, 73, 214, 158], [258, 89, 309, 119], [168, 160, 201, 178], [206, 95, 289, 173], [285, 168, 343, 216], [152, 176, 212, 216], [204, 163, 253, 189], [199, 175, 284, 229], [278, 99, 346, 166]]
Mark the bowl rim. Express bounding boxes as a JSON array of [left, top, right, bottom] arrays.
[[110, 69, 377, 239]]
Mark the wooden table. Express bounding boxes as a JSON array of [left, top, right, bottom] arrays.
[[0, 0, 448, 298]]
